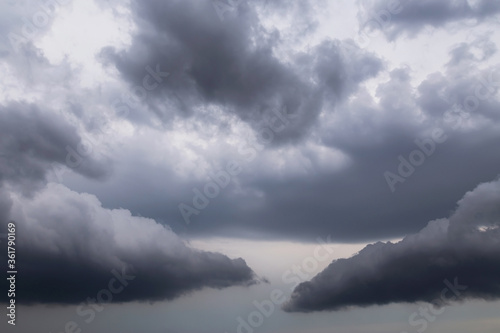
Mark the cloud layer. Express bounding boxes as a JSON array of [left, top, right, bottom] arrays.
[[284, 178, 500, 312]]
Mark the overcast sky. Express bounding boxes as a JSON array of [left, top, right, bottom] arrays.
[[1, 0, 500, 332]]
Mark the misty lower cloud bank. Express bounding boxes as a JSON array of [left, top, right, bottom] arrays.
[[283, 177, 500, 312]]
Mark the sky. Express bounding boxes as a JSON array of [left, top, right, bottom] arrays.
[[1, 0, 500, 332]]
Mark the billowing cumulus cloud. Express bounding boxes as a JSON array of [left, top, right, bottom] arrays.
[[86, 0, 498, 243], [283, 178, 500, 312], [100, 0, 382, 143], [0, 183, 257, 304], [134, 41, 500, 242]]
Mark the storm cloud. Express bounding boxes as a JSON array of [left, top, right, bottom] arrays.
[[283, 178, 500, 312], [61, 0, 497, 243], [101, 0, 383, 143], [0, 183, 257, 304]]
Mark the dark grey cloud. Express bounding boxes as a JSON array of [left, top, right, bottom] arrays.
[[82, 0, 500, 243], [101, 45, 500, 242], [283, 178, 500, 312], [100, 0, 382, 143], [0, 102, 111, 195], [360, 0, 500, 40], [0, 183, 257, 304]]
